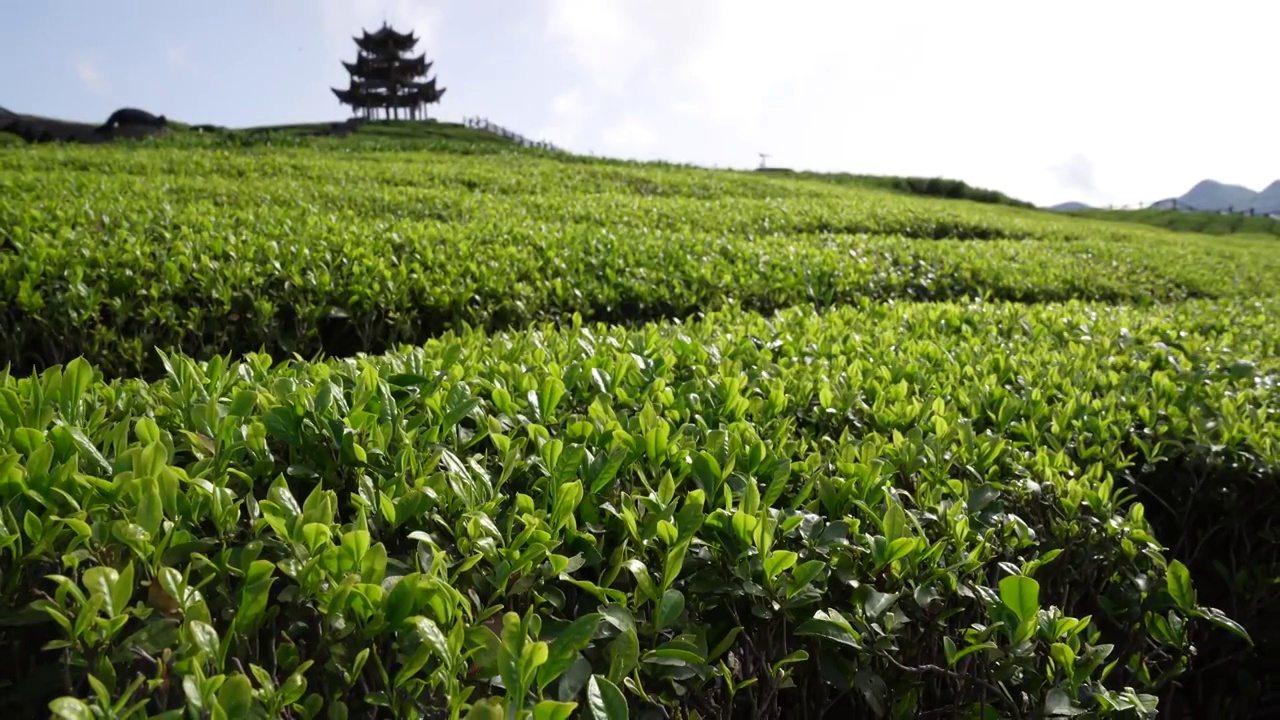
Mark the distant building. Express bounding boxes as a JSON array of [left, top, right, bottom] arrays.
[[331, 23, 446, 121]]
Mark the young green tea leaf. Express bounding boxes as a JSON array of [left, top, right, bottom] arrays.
[[539, 613, 602, 691], [587, 675, 629, 720], [999, 575, 1041, 625], [1166, 560, 1195, 613], [533, 700, 578, 720]]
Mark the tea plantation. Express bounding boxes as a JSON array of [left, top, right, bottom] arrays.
[[1, 131, 1277, 719]]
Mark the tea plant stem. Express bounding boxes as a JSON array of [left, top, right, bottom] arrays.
[[880, 654, 1022, 720]]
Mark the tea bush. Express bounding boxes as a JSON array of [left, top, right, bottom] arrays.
[[1, 299, 1275, 719], [3, 146, 1280, 379], [4, 137, 1279, 718]]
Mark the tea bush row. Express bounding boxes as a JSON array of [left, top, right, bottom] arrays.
[[2, 299, 1275, 719], [4, 147, 1280, 378]]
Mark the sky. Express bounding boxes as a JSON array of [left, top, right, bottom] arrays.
[[2, 0, 1277, 208]]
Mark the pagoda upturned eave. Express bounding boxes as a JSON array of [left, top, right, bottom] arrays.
[[342, 55, 429, 79], [353, 26, 418, 53], [360, 24, 415, 41], [351, 77, 436, 92], [331, 82, 447, 104]]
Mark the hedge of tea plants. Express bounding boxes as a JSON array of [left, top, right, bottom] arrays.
[[3, 137, 1279, 718], [4, 146, 1280, 378], [2, 298, 1277, 719]]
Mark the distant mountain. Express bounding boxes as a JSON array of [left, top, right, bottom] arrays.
[[1147, 180, 1266, 212], [1245, 180, 1280, 215], [1178, 180, 1259, 212], [1047, 178, 1280, 218]]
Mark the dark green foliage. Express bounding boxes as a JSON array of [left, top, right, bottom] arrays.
[[0, 300, 1275, 718], [2, 129, 1278, 719], [755, 169, 1035, 209], [164, 119, 550, 155], [4, 145, 1279, 379], [1127, 458, 1280, 716], [1071, 207, 1280, 238]]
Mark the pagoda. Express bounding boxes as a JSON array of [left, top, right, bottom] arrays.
[[331, 23, 446, 121]]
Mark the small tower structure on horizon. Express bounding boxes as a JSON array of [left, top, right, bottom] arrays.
[[331, 23, 446, 121]]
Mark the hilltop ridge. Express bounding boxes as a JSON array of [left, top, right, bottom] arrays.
[[1, 109, 1037, 210]]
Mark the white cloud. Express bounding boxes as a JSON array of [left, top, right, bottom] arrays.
[[536, 0, 1280, 206], [74, 56, 109, 96], [543, 0, 718, 96], [552, 90, 584, 118], [539, 88, 591, 151], [600, 116, 659, 157], [1051, 154, 1104, 204]]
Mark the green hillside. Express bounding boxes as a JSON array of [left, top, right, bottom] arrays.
[[227, 122, 1039, 210], [0, 125, 1277, 719], [5, 135, 1277, 380], [1068, 206, 1280, 238], [755, 167, 1035, 209], [167, 118, 554, 153], [0, 114, 1058, 209]]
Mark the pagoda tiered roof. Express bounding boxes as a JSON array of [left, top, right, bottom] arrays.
[[342, 54, 430, 79], [330, 78, 445, 108]]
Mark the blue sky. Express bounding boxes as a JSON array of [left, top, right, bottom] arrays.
[[3, 0, 1277, 207]]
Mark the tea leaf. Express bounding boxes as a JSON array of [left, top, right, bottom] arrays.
[[1166, 560, 1195, 613], [587, 675, 629, 720], [999, 575, 1040, 625]]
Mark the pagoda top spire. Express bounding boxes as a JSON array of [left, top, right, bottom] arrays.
[[353, 22, 418, 53]]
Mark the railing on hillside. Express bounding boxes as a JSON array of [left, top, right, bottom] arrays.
[[463, 117, 564, 153]]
